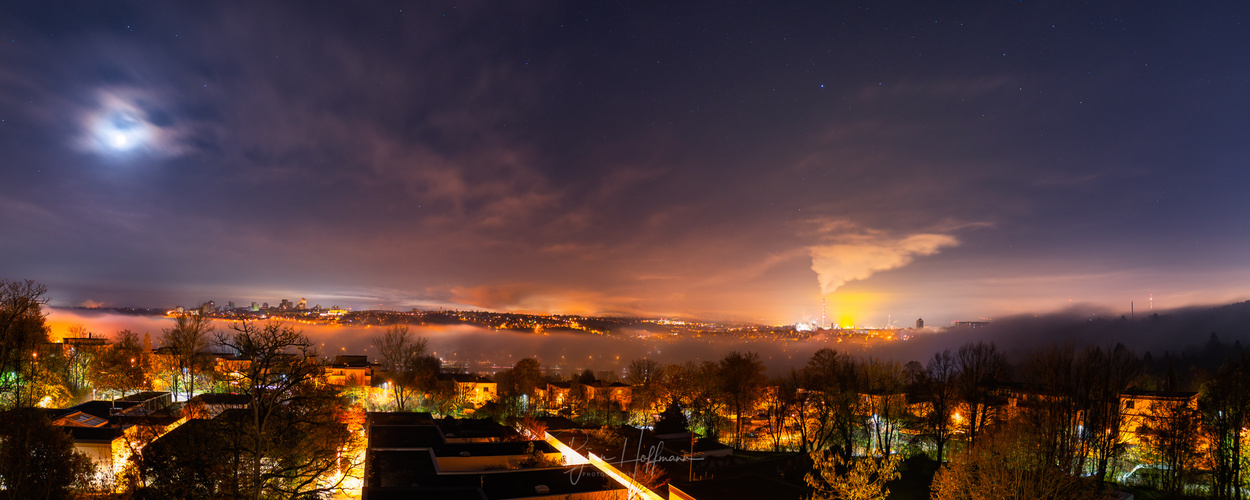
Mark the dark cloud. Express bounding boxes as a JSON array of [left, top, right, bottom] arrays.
[[2, 2, 1249, 325]]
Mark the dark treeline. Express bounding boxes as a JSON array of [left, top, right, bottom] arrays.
[[891, 301, 1250, 367]]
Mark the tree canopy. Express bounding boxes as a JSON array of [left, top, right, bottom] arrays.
[[0, 408, 96, 499]]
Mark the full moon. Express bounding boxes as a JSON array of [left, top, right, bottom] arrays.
[[110, 131, 129, 149], [88, 109, 151, 154], [78, 91, 164, 157]]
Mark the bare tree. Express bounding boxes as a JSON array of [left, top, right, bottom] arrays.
[[625, 358, 666, 422], [1082, 343, 1140, 487], [160, 311, 214, 401], [719, 351, 767, 449], [955, 341, 1010, 448], [216, 320, 356, 499], [1021, 343, 1086, 475], [786, 369, 820, 453], [931, 419, 1100, 500], [861, 358, 907, 457], [667, 361, 725, 440], [803, 348, 864, 460], [1014, 343, 1140, 483], [372, 325, 431, 411], [915, 349, 960, 463], [0, 279, 51, 409], [762, 375, 795, 451], [1200, 354, 1250, 500], [1140, 393, 1202, 495], [494, 357, 544, 420]]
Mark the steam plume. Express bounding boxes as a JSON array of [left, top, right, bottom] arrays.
[[809, 232, 958, 294]]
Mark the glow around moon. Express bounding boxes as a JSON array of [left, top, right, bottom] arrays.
[[78, 91, 160, 156], [97, 111, 149, 151]]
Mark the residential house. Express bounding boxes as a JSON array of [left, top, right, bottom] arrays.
[[584, 381, 632, 411], [539, 381, 572, 410], [361, 413, 627, 499], [1119, 387, 1200, 445], [49, 392, 186, 491], [441, 373, 498, 408], [327, 355, 375, 387]]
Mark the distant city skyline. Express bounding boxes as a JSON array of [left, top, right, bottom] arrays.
[[40, 290, 1225, 332], [4, 3, 1249, 326]]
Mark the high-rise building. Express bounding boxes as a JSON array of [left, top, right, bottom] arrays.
[[298, 297, 308, 310], [251, 302, 260, 312], [916, 318, 924, 329]]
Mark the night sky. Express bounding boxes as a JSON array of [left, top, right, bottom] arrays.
[[3, 2, 1249, 326]]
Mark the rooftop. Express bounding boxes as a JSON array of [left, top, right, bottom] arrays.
[[363, 463, 622, 499], [69, 400, 139, 420], [368, 412, 435, 427], [669, 473, 807, 500], [368, 425, 447, 449], [1121, 387, 1199, 399], [431, 441, 556, 458], [192, 393, 251, 405]]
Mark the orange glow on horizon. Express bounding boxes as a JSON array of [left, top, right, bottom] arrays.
[[825, 291, 886, 328]]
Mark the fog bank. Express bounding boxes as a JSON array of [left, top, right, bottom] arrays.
[[45, 301, 1250, 377]]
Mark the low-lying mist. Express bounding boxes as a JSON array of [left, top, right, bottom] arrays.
[[45, 301, 1250, 378], [890, 302, 1250, 365]]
